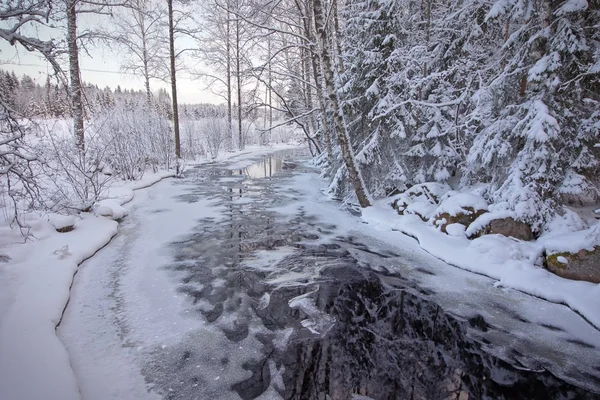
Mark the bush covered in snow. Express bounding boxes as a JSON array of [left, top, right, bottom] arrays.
[[40, 128, 112, 213], [95, 107, 173, 180]]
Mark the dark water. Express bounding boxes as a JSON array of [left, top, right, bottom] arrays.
[[145, 151, 600, 400]]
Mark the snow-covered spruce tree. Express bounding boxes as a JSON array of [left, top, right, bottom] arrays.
[[336, 0, 499, 196], [465, 0, 600, 232], [334, 0, 408, 199], [390, 0, 506, 185]]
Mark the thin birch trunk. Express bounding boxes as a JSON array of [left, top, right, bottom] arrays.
[[67, 0, 84, 150], [305, 0, 333, 165], [313, 0, 371, 207], [332, 0, 345, 74], [139, 11, 152, 104], [167, 0, 181, 163], [226, 2, 233, 151], [235, 9, 243, 150]]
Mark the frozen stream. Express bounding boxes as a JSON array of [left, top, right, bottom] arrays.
[[59, 149, 600, 400]]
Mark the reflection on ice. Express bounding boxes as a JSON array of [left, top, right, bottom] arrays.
[[143, 150, 600, 400], [232, 156, 284, 179]]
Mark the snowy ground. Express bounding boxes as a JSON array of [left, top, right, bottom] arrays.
[[0, 143, 300, 400], [45, 150, 600, 399]]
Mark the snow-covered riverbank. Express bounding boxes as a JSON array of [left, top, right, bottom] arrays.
[[361, 200, 600, 330]]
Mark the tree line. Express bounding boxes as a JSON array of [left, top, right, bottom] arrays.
[[0, 69, 231, 120]]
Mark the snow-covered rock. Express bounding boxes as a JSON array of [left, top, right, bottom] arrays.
[[406, 182, 451, 203], [93, 199, 128, 220], [390, 182, 451, 216], [405, 202, 437, 221], [546, 247, 600, 284], [48, 214, 76, 233], [466, 211, 534, 241], [435, 192, 489, 216], [432, 192, 488, 233], [544, 224, 600, 283]]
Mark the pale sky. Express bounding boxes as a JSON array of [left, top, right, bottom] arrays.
[[0, 13, 220, 105]]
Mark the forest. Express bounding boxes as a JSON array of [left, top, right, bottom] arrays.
[[1, 0, 599, 232]]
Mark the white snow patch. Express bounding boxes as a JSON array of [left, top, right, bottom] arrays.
[[544, 224, 600, 255], [94, 199, 128, 220], [257, 293, 270, 310], [446, 223, 466, 237], [289, 292, 335, 335], [557, 256, 569, 264], [555, 0, 588, 16]]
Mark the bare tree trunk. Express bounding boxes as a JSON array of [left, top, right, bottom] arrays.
[[142, 55, 152, 104], [226, 3, 233, 151], [130, 0, 152, 104], [301, 41, 317, 137], [263, 84, 268, 143], [138, 7, 152, 104], [332, 0, 345, 74], [167, 0, 181, 163], [234, 7, 243, 150], [67, 0, 84, 150], [267, 34, 272, 130], [313, 0, 371, 207], [303, 0, 333, 164]]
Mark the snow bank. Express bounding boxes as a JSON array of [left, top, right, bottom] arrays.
[[389, 182, 451, 218], [0, 171, 175, 400], [0, 216, 118, 400], [446, 223, 466, 237], [405, 202, 437, 220], [362, 200, 600, 330]]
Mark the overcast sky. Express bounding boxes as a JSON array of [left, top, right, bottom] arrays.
[[0, 19, 220, 105]]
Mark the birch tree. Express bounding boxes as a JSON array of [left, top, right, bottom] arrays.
[[111, 0, 167, 104], [166, 0, 180, 162], [63, 0, 127, 150], [196, 0, 234, 151], [313, 0, 371, 207], [166, 0, 201, 165], [66, 0, 84, 149]]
